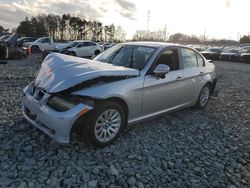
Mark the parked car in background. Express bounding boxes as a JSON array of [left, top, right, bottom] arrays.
[[55, 40, 81, 51], [17, 37, 37, 47], [64, 40, 104, 57], [24, 37, 55, 53], [0, 41, 8, 63], [219, 48, 241, 61], [240, 49, 250, 63], [194, 46, 206, 52], [22, 42, 217, 147], [0, 33, 28, 61], [104, 43, 117, 50], [0, 34, 11, 41], [201, 47, 222, 60]]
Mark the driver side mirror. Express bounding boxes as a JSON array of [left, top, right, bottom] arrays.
[[153, 64, 170, 79]]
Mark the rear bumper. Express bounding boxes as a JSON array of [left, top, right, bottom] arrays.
[[22, 85, 92, 143]]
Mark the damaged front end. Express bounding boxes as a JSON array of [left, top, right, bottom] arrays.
[[22, 82, 94, 144], [22, 53, 139, 143]]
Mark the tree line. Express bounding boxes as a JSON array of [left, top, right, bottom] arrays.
[[15, 14, 126, 42]]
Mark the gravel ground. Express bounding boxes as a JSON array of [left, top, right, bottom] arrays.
[[0, 55, 250, 188]]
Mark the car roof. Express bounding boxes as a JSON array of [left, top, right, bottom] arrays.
[[122, 41, 183, 48], [73, 40, 94, 42]]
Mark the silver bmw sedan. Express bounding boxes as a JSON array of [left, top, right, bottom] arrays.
[[22, 42, 217, 147]]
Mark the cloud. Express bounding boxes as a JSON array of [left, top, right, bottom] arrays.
[[224, 0, 231, 8], [114, 0, 137, 20], [0, 0, 137, 29], [0, 3, 33, 29]]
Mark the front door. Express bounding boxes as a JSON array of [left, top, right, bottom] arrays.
[[142, 48, 190, 116]]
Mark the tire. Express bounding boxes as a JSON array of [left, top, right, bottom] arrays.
[[31, 46, 39, 53], [84, 101, 126, 147], [196, 84, 211, 109], [94, 50, 100, 55]]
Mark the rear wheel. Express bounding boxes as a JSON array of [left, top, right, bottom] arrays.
[[196, 84, 211, 108], [94, 50, 100, 55], [84, 101, 125, 147]]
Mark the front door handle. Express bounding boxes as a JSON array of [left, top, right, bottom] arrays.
[[176, 76, 182, 80]]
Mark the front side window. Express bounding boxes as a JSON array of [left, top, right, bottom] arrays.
[[68, 42, 79, 48], [77, 42, 85, 48], [155, 49, 179, 71], [180, 48, 198, 69], [42, 38, 51, 43], [94, 45, 156, 70]]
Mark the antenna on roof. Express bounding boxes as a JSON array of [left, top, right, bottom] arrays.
[[147, 10, 150, 32]]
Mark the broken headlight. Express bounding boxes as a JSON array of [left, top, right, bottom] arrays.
[[47, 95, 94, 112]]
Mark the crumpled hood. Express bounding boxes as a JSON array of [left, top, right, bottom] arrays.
[[35, 53, 139, 93]]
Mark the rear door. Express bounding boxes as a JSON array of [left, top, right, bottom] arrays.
[[87, 42, 97, 56], [178, 47, 205, 103], [142, 48, 191, 116]]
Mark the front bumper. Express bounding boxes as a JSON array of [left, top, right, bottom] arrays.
[[22, 85, 93, 143]]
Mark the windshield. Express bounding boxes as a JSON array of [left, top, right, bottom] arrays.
[[94, 44, 156, 70], [68, 41, 79, 47], [35, 37, 45, 42], [0, 35, 10, 40]]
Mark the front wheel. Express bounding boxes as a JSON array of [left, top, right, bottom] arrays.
[[84, 101, 125, 147], [31, 46, 39, 53], [68, 51, 76, 56], [196, 84, 211, 108]]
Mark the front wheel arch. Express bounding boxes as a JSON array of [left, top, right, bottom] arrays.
[[70, 97, 129, 143]]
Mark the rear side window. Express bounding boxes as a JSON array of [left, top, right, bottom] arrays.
[[180, 48, 198, 68], [77, 43, 85, 47], [197, 54, 204, 67]]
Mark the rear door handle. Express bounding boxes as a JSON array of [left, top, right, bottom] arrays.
[[199, 72, 204, 75]]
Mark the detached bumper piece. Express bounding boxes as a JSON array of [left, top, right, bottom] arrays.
[[22, 84, 93, 143]]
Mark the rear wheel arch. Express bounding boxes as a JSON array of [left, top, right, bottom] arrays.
[[205, 82, 212, 94], [196, 82, 211, 108]]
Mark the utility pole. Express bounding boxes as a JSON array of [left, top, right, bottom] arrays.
[[147, 10, 150, 32], [203, 26, 206, 44]]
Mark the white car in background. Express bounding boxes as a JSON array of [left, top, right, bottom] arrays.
[[55, 41, 81, 51], [66, 40, 104, 57], [24, 37, 56, 53]]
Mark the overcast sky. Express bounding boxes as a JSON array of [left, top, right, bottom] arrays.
[[0, 0, 250, 40]]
